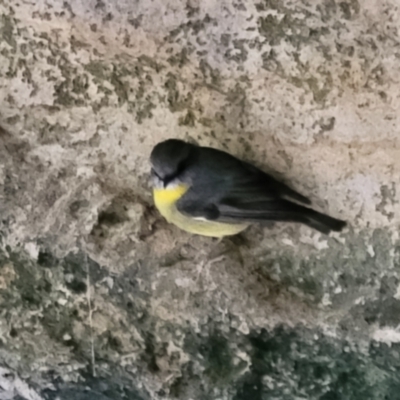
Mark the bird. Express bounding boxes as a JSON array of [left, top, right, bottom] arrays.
[[149, 138, 346, 237]]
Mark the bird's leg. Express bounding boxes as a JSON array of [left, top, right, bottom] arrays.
[[211, 236, 224, 245]]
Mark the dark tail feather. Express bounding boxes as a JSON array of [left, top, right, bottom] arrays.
[[305, 210, 347, 234], [280, 185, 312, 205], [219, 199, 346, 234]]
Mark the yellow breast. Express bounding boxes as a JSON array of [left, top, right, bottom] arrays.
[[153, 184, 248, 238], [153, 184, 189, 219]]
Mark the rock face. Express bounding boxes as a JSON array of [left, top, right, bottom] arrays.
[[1, 0, 400, 398]]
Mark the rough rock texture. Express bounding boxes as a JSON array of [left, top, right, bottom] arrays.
[[1, 0, 400, 398]]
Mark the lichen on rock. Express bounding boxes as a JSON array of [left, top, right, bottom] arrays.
[[1, 0, 400, 399]]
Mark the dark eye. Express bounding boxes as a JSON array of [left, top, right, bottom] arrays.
[[163, 161, 186, 187], [151, 168, 162, 179]]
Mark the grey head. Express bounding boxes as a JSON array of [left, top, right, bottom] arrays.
[[150, 139, 194, 187]]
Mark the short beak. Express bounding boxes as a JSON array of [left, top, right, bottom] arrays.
[[150, 168, 163, 188]]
